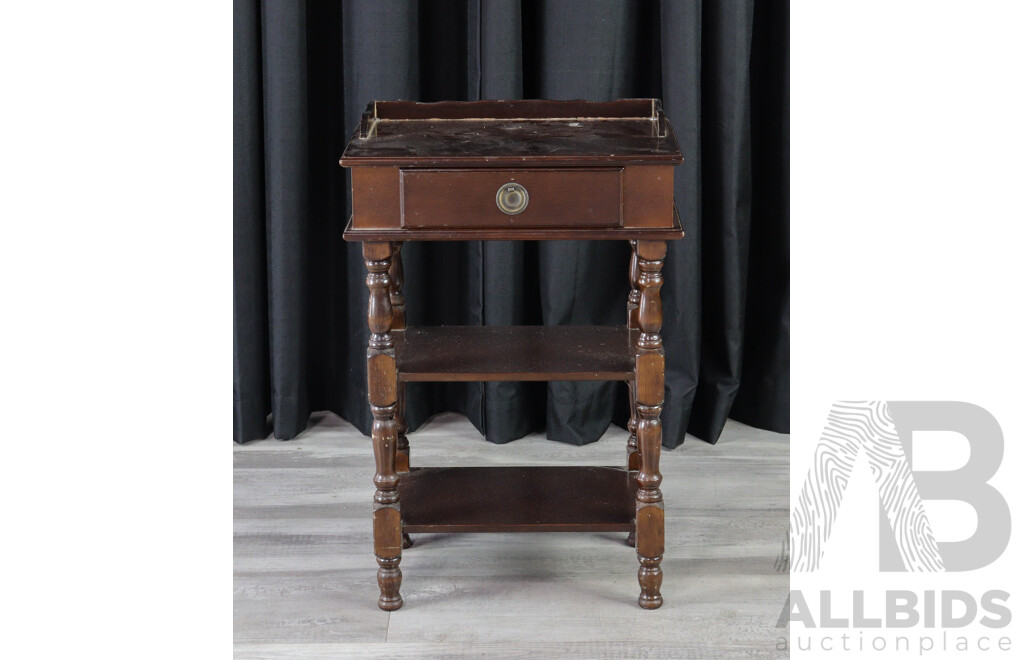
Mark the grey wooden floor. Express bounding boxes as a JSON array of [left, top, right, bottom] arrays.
[[235, 412, 789, 659]]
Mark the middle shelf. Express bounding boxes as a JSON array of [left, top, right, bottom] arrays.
[[394, 325, 637, 382]]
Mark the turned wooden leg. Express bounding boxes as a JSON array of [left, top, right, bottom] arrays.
[[634, 240, 666, 609], [388, 242, 413, 550], [626, 379, 638, 548], [365, 242, 403, 611], [626, 240, 641, 547]]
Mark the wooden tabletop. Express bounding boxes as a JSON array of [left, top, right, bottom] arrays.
[[340, 99, 683, 168]]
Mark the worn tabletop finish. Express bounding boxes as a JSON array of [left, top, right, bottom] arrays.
[[340, 99, 683, 167]]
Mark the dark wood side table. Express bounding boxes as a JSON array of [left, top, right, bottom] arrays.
[[340, 99, 683, 610]]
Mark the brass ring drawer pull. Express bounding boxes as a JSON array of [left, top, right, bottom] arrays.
[[495, 183, 529, 215]]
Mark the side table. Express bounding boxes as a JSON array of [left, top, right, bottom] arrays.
[[341, 99, 683, 610]]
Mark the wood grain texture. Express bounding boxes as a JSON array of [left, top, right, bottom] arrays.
[[344, 211, 683, 241], [622, 166, 674, 228], [636, 505, 665, 559], [341, 119, 679, 168], [400, 168, 623, 229], [395, 326, 636, 382], [399, 466, 636, 533], [635, 352, 665, 405], [635, 239, 668, 260], [634, 240, 666, 608], [340, 99, 681, 167], [635, 240, 666, 351], [349, 171, 677, 235], [351, 168, 400, 229], [352, 165, 673, 232], [234, 412, 789, 657], [365, 242, 403, 610], [363, 242, 394, 351], [373, 506, 402, 557], [366, 354, 396, 407]]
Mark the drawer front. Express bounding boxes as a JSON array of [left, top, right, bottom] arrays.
[[400, 168, 622, 229]]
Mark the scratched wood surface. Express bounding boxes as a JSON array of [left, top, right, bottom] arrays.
[[340, 99, 682, 167], [234, 412, 789, 659]]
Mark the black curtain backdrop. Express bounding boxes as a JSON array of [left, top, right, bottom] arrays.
[[233, 0, 789, 448]]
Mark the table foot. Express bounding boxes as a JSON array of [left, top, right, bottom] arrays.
[[377, 555, 404, 611]]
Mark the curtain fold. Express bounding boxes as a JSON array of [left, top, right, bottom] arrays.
[[233, 0, 270, 441], [233, 0, 790, 447]]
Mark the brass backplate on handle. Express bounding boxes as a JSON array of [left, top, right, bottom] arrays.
[[496, 183, 529, 215]]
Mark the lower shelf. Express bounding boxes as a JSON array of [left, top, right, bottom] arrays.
[[399, 466, 637, 533]]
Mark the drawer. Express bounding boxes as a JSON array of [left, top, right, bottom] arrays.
[[400, 168, 623, 229]]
